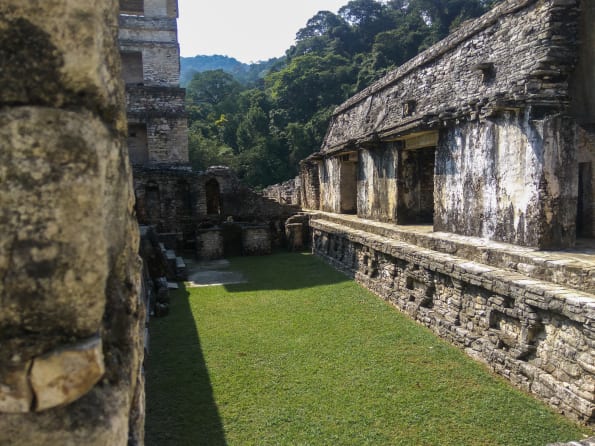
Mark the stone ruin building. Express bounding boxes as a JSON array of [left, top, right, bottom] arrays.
[[267, 0, 595, 427], [119, 0, 297, 264], [1, 0, 595, 444]]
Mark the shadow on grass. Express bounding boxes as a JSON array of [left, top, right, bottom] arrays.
[[222, 250, 350, 293], [145, 282, 227, 446]]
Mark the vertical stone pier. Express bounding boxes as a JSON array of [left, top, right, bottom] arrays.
[[0, 1, 143, 444]]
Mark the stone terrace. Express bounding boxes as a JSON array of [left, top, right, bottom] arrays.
[[309, 212, 595, 424]]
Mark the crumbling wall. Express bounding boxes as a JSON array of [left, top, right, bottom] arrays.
[[315, 0, 582, 248], [299, 160, 321, 210], [0, 1, 143, 445], [262, 177, 301, 206], [322, 0, 578, 152]]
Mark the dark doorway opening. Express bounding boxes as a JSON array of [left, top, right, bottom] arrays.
[[340, 156, 358, 214], [577, 162, 593, 237], [206, 179, 221, 215], [127, 123, 148, 165], [397, 147, 435, 224], [145, 182, 161, 225], [119, 0, 144, 15]]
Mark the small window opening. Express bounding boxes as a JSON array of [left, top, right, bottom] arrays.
[[120, 51, 143, 84], [397, 147, 435, 224], [340, 157, 358, 214], [206, 179, 221, 215], [120, 0, 144, 14]]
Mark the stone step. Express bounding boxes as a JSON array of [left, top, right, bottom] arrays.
[[311, 218, 595, 322], [310, 211, 595, 294]]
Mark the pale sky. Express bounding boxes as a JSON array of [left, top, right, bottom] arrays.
[[177, 0, 348, 63]]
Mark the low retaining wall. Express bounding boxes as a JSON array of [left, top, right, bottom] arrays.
[[311, 217, 595, 424]]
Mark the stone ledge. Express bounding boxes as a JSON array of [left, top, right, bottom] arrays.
[[311, 217, 595, 423], [310, 212, 595, 293]]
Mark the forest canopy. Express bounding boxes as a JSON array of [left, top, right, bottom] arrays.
[[186, 0, 499, 188]]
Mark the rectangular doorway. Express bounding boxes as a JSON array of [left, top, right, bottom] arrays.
[[397, 147, 435, 224], [340, 155, 358, 214], [577, 162, 593, 237]]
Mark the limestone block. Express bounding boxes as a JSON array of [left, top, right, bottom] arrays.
[[0, 362, 32, 413], [30, 337, 105, 411], [0, 0, 125, 130], [577, 352, 595, 374], [0, 107, 115, 343]]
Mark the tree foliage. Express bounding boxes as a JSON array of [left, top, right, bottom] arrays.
[[186, 0, 498, 188]]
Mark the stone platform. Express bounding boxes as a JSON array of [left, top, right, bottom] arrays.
[[309, 212, 595, 425]]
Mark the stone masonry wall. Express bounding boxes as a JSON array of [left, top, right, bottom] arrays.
[[262, 177, 301, 206], [144, 0, 178, 17], [312, 0, 586, 249], [358, 144, 399, 222], [311, 218, 595, 425], [434, 113, 578, 247], [125, 85, 188, 164], [119, 41, 180, 86], [0, 1, 143, 444], [322, 0, 578, 152], [299, 160, 321, 210], [320, 157, 343, 214]]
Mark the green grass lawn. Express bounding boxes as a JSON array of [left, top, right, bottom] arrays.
[[145, 252, 591, 446]]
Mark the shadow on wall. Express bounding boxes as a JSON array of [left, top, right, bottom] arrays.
[[145, 283, 227, 446]]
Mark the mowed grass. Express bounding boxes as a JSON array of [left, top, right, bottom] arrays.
[[145, 252, 591, 446]]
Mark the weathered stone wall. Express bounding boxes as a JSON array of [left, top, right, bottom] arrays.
[[358, 145, 399, 221], [242, 226, 272, 256], [0, 0, 143, 444], [262, 177, 301, 206], [134, 166, 298, 251], [196, 229, 224, 260], [322, 0, 578, 152], [311, 215, 595, 425], [125, 85, 188, 164], [299, 160, 321, 210], [570, 0, 595, 125], [119, 0, 188, 174], [119, 40, 181, 86], [312, 0, 587, 248], [434, 112, 578, 247], [320, 157, 343, 213], [144, 0, 178, 17]]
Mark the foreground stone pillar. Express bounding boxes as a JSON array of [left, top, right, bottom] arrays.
[[0, 1, 143, 444]]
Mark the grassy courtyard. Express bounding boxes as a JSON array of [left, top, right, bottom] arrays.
[[145, 252, 590, 446]]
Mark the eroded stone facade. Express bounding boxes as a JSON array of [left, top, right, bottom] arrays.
[[303, 0, 595, 250], [0, 1, 143, 444], [119, 0, 188, 166], [134, 166, 298, 257], [271, 0, 595, 427]]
